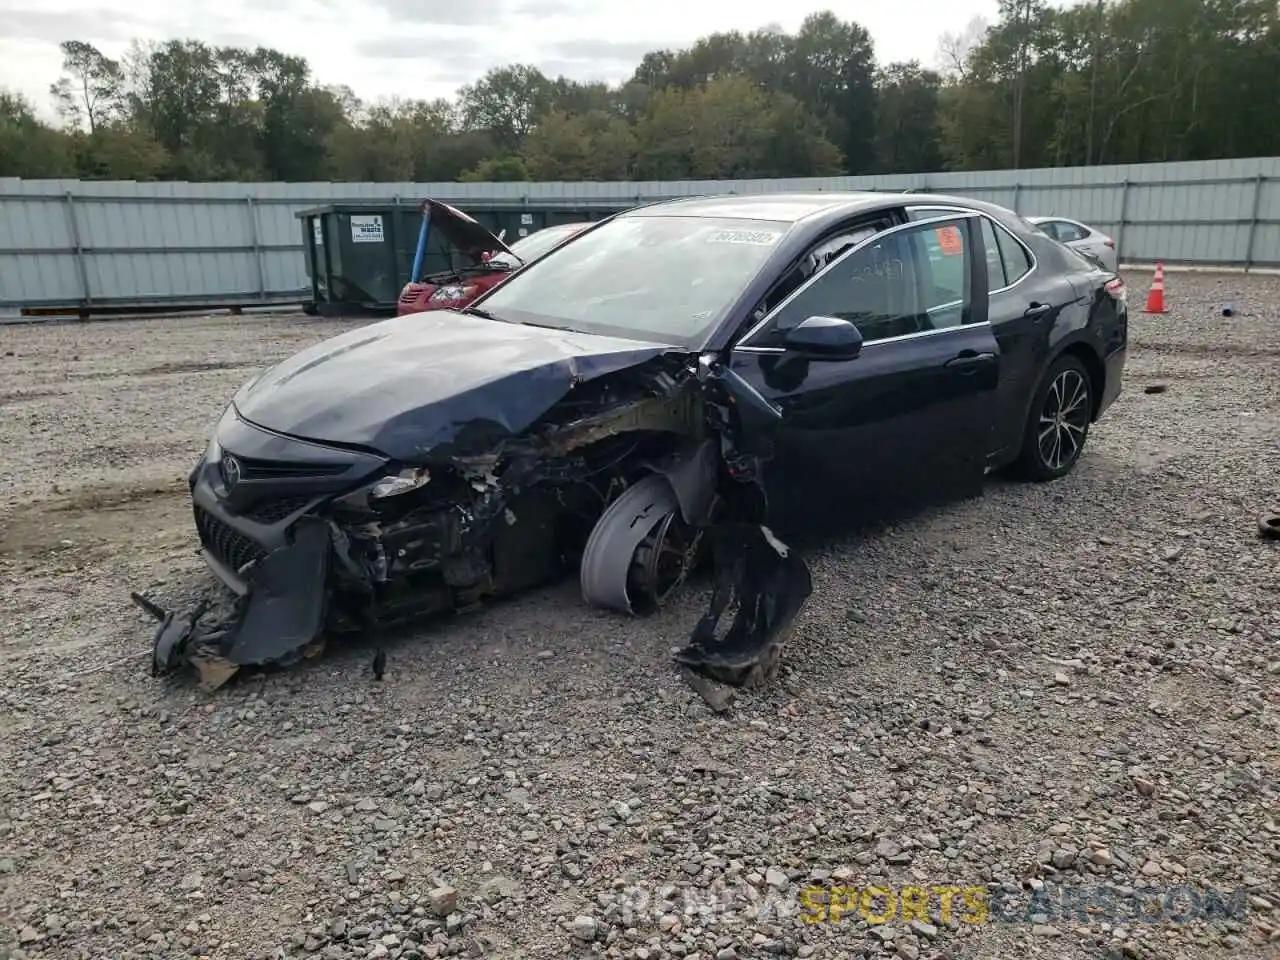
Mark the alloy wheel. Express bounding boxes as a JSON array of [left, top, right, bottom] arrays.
[[1037, 368, 1090, 472]]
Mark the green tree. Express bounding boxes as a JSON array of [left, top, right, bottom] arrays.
[[327, 97, 461, 181], [460, 155, 531, 181], [547, 78, 617, 116], [522, 110, 635, 180], [458, 65, 555, 151], [874, 62, 943, 173], [69, 125, 169, 180], [125, 39, 225, 177], [633, 74, 842, 180], [252, 48, 342, 181], [784, 12, 879, 174], [0, 90, 76, 177], [16, 3, 1280, 184], [49, 41, 124, 133]]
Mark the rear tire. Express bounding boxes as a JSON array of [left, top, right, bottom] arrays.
[[1012, 353, 1093, 482]]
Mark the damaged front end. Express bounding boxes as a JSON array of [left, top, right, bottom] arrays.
[[141, 350, 812, 692]]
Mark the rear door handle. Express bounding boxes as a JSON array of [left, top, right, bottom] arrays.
[[1025, 301, 1053, 318], [945, 350, 995, 372]]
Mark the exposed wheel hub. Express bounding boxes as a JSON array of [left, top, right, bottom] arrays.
[[627, 509, 702, 615]]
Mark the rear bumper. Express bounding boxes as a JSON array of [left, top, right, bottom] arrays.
[[1098, 343, 1127, 417]]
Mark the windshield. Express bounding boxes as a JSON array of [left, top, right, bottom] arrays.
[[475, 214, 791, 347], [488, 224, 583, 268]]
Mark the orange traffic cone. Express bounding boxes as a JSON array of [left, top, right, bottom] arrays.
[[1144, 262, 1166, 314]]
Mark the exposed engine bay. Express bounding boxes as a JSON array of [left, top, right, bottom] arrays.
[[420, 258, 514, 286], [135, 349, 812, 700]]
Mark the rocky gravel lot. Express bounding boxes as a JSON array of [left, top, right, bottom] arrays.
[[0, 270, 1277, 960]]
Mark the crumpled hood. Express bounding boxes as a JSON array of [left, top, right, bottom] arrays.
[[232, 311, 677, 460]]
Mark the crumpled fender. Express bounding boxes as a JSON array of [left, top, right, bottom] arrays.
[[643, 437, 719, 527], [696, 353, 782, 467], [674, 521, 812, 688]]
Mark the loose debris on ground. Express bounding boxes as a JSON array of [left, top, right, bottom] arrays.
[[0, 273, 1277, 959]]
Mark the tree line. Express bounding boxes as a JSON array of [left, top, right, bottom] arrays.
[[1, 0, 1276, 184]]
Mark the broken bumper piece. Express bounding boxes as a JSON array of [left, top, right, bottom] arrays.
[[143, 518, 333, 688], [141, 513, 811, 694], [674, 522, 812, 689]]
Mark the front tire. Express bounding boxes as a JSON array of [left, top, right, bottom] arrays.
[[1013, 354, 1093, 481], [579, 475, 699, 617]]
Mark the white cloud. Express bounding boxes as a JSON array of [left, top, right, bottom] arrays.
[[1, 0, 1004, 124]]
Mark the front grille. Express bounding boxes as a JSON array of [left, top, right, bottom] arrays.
[[196, 506, 267, 573], [236, 457, 348, 481], [242, 497, 312, 525]]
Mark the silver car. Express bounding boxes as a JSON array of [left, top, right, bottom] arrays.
[[1025, 216, 1118, 272]]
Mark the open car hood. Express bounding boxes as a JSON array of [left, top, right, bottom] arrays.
[[232, 311, 677, 460], [424, 199, 519, 263]]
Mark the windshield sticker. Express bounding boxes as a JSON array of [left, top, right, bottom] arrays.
[[706, 229, 782, 246]]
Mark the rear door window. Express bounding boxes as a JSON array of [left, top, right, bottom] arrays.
[[913, 221, 968, 314]]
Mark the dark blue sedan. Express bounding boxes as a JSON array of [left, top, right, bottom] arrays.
[[159, 191, 1128, 689]]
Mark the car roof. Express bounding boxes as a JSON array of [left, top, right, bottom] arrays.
[[623, 192, 901, 224], [619, 190, 1039, 228]]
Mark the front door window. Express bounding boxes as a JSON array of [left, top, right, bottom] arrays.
[[747, 217, 975, 348]]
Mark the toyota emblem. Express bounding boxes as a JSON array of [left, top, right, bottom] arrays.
[[221, 454, 242, 488]]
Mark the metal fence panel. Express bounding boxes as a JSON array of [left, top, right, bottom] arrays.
[[3, 157, 1280, 311]]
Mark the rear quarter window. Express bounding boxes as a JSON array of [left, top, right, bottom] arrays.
[[994, 225, 1034, 284]]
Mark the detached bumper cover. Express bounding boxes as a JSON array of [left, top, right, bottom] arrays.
[[145, 518, 333, 686], [224, 518, 330, 665]]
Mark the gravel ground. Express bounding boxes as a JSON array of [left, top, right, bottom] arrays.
[[0, 272, 1277, 960]]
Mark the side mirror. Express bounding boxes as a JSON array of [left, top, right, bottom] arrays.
[[781, 315, 863, 360]]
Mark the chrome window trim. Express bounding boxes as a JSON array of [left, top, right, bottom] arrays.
[[905, 205, 1039, 295], [735, 318, 993, 355], [735, 210, 983, 350]]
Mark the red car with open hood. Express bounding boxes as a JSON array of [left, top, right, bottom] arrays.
[[397, 204, 591, 316]]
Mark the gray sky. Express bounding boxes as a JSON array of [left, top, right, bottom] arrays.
[[1, 0, 1002, 123]]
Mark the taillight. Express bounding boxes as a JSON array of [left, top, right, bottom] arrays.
[[1104, 239, 1116, 249], [1104, 277, 1126, 302]]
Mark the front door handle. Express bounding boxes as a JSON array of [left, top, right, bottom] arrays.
[[945, 350, 995, 373]]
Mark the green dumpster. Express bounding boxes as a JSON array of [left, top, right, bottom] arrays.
[[297, 202, 433, 315]]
